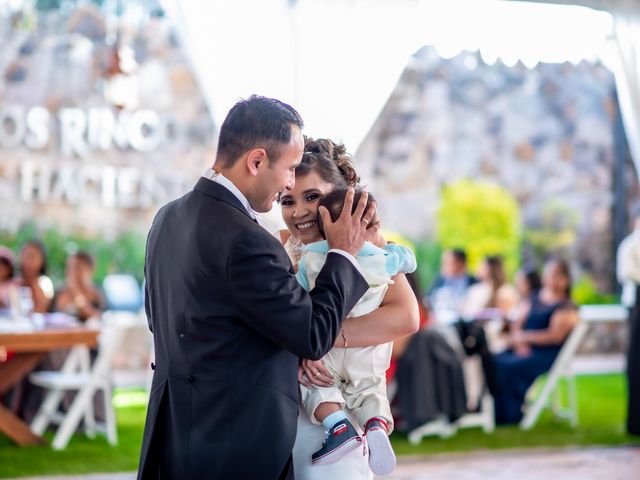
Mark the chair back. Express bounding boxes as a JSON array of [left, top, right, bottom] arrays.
[[578, 304, 628, 323], [520, 303, 627, 430], [91, 312, 132, 379], [103, 274, 143, 312]]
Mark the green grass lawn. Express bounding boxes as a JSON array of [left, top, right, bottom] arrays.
[[392, 373, 640, 456], [1, 374, 638, 478]]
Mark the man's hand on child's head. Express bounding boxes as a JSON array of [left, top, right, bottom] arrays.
[[322, 188, 376, 256]]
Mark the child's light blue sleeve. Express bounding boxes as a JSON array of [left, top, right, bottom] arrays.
[[295, 256, 311, 291], [384, 244, 417, 275]]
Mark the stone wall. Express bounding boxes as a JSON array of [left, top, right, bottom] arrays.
[[357, 46, 639, 291]]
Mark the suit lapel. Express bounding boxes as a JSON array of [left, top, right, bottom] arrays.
[[193, 177, 254, 221]]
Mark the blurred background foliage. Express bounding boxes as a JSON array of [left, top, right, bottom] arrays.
[[403, 179, 616, 305], [0, 178, 620, 306], [0, 223, 146, 287], [436, 179, 521, 276], [572, 275, 618, 305], [521, 200, 579, 268]]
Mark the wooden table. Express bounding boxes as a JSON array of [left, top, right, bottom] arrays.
[[0, 326, 99, 446]]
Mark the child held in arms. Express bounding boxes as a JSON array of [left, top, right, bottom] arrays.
[[296, 188, 416, 476]]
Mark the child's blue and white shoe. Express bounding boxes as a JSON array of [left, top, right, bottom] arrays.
[[365, 417, 396, 476]]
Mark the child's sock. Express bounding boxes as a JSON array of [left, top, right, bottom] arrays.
[[322, 410, 347, 430]]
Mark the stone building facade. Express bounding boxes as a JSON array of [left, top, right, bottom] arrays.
[[357, 46, 639, 291], [0, 4, 215, 238]]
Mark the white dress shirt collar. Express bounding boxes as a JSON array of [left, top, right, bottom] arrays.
[[202, 168, 256, 219]]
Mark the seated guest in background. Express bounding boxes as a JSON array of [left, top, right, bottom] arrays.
[[426, 248, 477, 319], [507, 267, 542, 325], [18, 251, 105, 421], [12, 241, 54, 419], [16, 240, 54, 314], [0, 246, 16, 309], [54, 251, 105, 322], [515, 267, 542, 300], [492, 258, 578, 425], [393, 271, 470, 429], [461, 255, 519, 320], [454, 255, 518, 407]]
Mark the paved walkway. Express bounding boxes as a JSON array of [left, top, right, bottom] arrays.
[[11, 446, 640, 480], [390, 446, 640, 479]]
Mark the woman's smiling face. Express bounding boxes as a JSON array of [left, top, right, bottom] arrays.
[[280, 170, 334, 245]]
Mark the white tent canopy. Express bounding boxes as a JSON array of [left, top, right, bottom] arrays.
[[164, 0, 639, 181], [516, 1, 640, 184]]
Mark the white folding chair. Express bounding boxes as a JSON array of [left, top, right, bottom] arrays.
[[406, 360, 496, 444], [519, 304, 628, 431], [406, 339, 496, 444], [29, 313, 128, 450]]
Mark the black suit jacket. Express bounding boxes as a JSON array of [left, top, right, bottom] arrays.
[[137, 178, 368, 480]]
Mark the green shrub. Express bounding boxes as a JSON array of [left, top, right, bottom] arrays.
[[572, 275, 618, 305], [522, 200, 579, 267], [436, 179, 521, 276], [413, 240, 443, 295]]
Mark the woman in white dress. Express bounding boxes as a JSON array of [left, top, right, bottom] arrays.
[[279, 138, 419, 479]]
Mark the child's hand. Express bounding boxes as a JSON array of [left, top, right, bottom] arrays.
[[299, 358, 333, 388]]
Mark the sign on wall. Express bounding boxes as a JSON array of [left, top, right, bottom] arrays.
[[0, 4, 215, 234]]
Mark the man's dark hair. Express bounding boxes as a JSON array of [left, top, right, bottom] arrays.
[[451, 248, 467, 265], [216, 95, 304, 167], [316, 188, 375, 239]]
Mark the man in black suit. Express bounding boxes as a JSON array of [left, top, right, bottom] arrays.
[[137, 96, 374, 479]]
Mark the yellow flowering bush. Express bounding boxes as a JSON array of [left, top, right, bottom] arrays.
[[437, 179, 521, 276]]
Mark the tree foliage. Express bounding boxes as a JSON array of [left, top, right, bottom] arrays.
[[436, 179, 521, 276]]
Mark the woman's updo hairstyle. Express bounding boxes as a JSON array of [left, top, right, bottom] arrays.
[[296, 137, 360, 188]]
